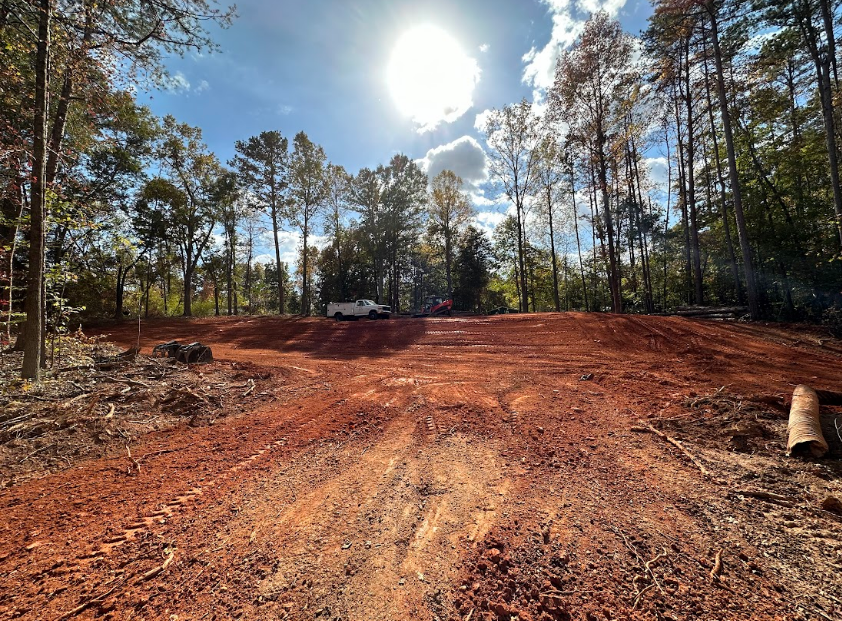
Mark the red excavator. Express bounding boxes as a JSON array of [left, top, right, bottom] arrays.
[[413, 295, 453, 317]]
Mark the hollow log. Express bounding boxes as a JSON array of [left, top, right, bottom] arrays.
[[786, 385, 828, 458]]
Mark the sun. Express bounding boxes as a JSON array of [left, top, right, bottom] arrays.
[[387, 25, 480, 132]]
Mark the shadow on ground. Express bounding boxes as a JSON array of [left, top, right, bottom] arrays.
[[95, 315, 430, 361]]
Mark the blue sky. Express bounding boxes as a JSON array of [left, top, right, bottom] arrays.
[[138, 0, 654, 264]]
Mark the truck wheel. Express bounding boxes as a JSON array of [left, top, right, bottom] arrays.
[[334, 312, 343, 321], [368, 310, 378, 320]]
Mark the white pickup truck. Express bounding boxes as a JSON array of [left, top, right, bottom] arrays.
[[327, 300, 391, 321]]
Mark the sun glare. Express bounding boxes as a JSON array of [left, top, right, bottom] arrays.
[[387, 25, 480, 132]]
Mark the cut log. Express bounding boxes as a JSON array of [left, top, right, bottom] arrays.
[[175, 342, 213, 364], [152, 340, 181, 358], [786, 385, 828, 458], [675, 306, 747, 317]]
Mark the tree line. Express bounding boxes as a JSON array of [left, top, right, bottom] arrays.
[[483, 1, 842, 322], [2, 0, 842, 380]]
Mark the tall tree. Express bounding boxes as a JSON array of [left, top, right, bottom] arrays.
[[323, 163, 352, 301], [428, 170, 474, 301], [482, 100, 541, 312], [154, 117, 225, 317], [20, 0, 50, 378], [703, 0, 761, 318], [349, 168, 386, 302], [551, 12, 634, 314], [232, 131, 290, 314], [536, 135, 566, 312], [759, 0, 842, 247], [379, 154, 428, 311], [453, 226, 493, 312], [288, 132, 327, 316], [210, 170, 240, 315], [13, 0, 234, 377]]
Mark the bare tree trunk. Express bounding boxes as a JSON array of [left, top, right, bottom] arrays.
[[597, 132, 622, 313], [445, 233, 453, 302], [569, 161, 589, 311], [683, 38, 704, 305], [673, 86, 692, 306], [630, 138, 654, 313], [708, 3, 760, 319], [302, 214, 309, 316], [183, 262, 193, 316], [270, 203, 285, 314], [21, 0, 50, 379], [114, 264, 125, 320], [662, 121, 672, 309], [547, 187, 561, 312], [702, 30, 744, 304], [514, 191, 528, 312]]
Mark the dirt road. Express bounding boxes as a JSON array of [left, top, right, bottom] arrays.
[[1, 313, 841, 621]]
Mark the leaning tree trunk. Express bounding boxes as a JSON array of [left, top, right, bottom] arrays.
[[683, 38, 704, 306], [21, 0, 50, 379], [708, 3, 760, 319], [702, 31, 744, 305]]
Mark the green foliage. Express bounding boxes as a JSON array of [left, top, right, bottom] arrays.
[[453, 226, 493, 312]]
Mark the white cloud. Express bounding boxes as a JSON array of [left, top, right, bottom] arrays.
[[166, 71, 191, 93], [417, 136, 489, 191], [257, 230, 330, 268], [278, 104, 294, 115], [471, 210, 506, 237], [253, 253, 275, 266], [479, 43, 490, 53], [474, 108, 493, 133], [522, 0, 628, 99], [576, 0, 626, 15], [470, 191, 502, 208], [475, 210, 506, 227], [164, 72, 212, 95]]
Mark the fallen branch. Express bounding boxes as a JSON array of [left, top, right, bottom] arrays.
[[646, 547, 669, 574], [733, 489, 795, 506], [138, 550, 174, 582], [96, 374, 150, 388], [633, 583, 656, 610], [614, 527, 666, 598], [136, 448, 177, 461], [18, 443, 55, 464], [57, 576, 125, 620], [638, 423, 719, 482], [242, 379, 256, 397], [709, 549, 723, 583], [126, 444, 140, 474]]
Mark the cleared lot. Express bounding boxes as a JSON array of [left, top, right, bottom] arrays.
[[1, 313, 841, 621]]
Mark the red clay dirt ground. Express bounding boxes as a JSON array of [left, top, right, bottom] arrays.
[[1, 313, 842, 621]]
